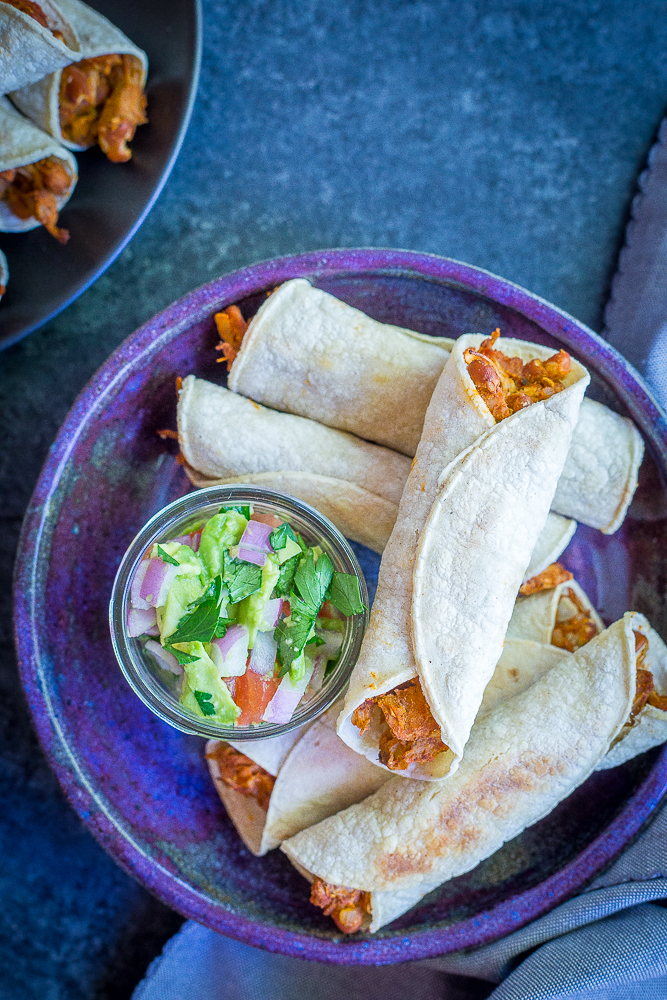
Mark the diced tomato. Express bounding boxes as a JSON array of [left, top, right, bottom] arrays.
[[281, 599, 291, 618], [319, 599, 344, 620], [235, 670, 280, 725], [251, 513, 282, 528]]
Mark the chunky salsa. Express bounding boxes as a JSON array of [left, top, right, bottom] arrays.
[[127, 504, 365, 728]]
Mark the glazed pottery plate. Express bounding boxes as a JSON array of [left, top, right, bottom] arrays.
[[14, 250, 667, 964], [0, 0, 202, 350]]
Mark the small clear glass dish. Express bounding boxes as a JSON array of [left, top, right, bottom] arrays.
[[109, 485, 369, 740]]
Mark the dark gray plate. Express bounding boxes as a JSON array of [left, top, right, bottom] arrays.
[[0, 0, 201, 349]]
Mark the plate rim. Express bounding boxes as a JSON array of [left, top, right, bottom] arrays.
[[0, 0, 203, 352], [13, 247, 667, 964]]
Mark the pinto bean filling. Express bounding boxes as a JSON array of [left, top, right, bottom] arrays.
[[464, 328, 571, 422], [310, 876, 372, 934], [520, 562, 573, 596], [2, 0, 65, 39], [59, 54, 147, 162], [352, 678, 449, 771], [0, 157, 72, 242], [206, 743, 275, 811]]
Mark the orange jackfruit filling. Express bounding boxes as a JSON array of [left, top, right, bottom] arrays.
[[464, 328, 571, 422], [551, 588, 600, 652], [520, 562, 573, 597], [214, 305, 249, 369], [0, 157, 72, 243], [352, 678, 448, 771], [310, 876, 372, 934], [206, 743, 275, 811], [59, 54, 147, 163]]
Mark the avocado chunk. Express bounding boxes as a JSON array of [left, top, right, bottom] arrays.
[[234, 553, 280, 648], [199, 510, 248, 579], [177, 641, 240, 724]]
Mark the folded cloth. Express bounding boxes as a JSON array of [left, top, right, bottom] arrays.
[[132, 796, 667, 1000]]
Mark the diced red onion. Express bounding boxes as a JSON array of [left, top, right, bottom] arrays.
[[238, 520, 274, 565], [262, 661, 314, 724], [130, 559, 151, 610], [210, 625, 249, 677], [127, 606, 157, 637], [309, 654, 325, 691], [170, 535, 190, 546], [261, 598, 282, 629], [144, 624, 161, 637], [249, 629, 278, 676], [145, 640, 182, 675], [140, 558, 178, 607], [190, 531, 201, 552]]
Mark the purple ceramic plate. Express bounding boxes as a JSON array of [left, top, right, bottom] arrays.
[[14, 249, 667, 964]]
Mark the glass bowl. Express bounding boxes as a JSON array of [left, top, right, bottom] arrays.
[[109, 485, 369, 740]]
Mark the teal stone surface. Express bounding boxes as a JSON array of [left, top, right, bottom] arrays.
[[3, 0, 667, 995]]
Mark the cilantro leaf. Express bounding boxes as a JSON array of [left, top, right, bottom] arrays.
[[294, 550, 334, 614], [167, 646, 199, 665], [326, 572, 365, 616], [275, 615, 315, 673], [192, 575, 224, 608], [194, 690, 216, 716], [213, 617, 234, 638], [166, 599, 221, 644], [269, 522, 298, 551], [224, 557, 262, 603], [273, 553, 299, 597], [306, 635, 325, 647], [323, 655, 340, 680], [222, 504, 252, 520], [157, 544, 180, 566]]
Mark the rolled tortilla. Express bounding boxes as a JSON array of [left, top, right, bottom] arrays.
[[228, 278, 453, 456], [597, 614, 667, 770], [228, 279, 643, 533], [507, 578, 604, 646], [337, 336, 589, 779], [179, 375, 576, 562], [10, 0, 148, 152], [207, 707, 388, 857], [0, 96, 77, 236], [0, 0, 80, 93], [0, 249, 8, 299], [283, 614, 636, 933]]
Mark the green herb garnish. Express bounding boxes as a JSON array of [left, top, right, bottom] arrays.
[[213, 617, 234, 638], [293, 550, 334, 614], [275, 614, 316, 674], [157, 545, 180, 566], [273, 554, 299, 597], [166, 598, 221, 644], [326, 571, 365, 616], [269, 522, 298, 551], [167, 646, 199, 665], [306, 635, 325, 647], [194, 690, 216, 716], [224, 557, 263, 603], [223, 504, 252, 520]]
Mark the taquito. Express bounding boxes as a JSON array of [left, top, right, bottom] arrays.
[[0, 0, 79, 92], [0, 96, 77, 242], [228, 279, 643, 534], [337, 335, 589, 779], [10, 0, 147, 162], [179, 374, 576, 564], [283, 614, 636, 934]]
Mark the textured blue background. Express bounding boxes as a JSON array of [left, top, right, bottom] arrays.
[[2, 1, 667, 996]]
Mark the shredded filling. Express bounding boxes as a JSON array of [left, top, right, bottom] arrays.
[[59, 54, 147, 162], [352, 678, 449, 771], [0, 157, 72, 242], [310, 876, 371, 934], [215, 305, 249, 369], [206, 743, 275, 811], [631, 630, 658, 723], [551, 588, 600, 651], [2, 0, 65, 39], [520, 562, 573, 597], [464, 328, 571, 422]]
